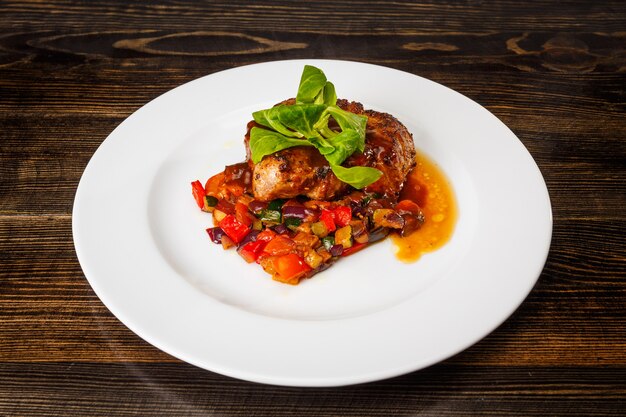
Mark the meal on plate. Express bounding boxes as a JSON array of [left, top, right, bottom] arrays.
[[191, 65, 454, 284]]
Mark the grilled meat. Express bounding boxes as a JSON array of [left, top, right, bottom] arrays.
[[245, 99, 416, 201]]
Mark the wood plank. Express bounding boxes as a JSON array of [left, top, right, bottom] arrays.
[[0, 363, 623, 416], [2, 0, 626, 33], [0, 0, 625, 415]]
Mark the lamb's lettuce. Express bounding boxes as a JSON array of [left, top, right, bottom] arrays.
[[249, 65, 382, 189], [249, 127, 313, 164]]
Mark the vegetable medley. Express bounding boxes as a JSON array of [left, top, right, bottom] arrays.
[[191, 163, 424, 285]]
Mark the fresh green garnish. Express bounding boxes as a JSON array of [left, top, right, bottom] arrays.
[[257, 209, 282, 223], [284, 217, 302, 228], [249, 128, 313, 164], [249, 65, 382, 189], [296, 65, 335, 105], [267, 199, 286, 211], [330, 164, 382, 190]]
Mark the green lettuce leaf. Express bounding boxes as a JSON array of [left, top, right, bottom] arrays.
[[296, 65, 327, 104], [325, 129, 361, 166], [250, 65, 382, 189], [326, 106, 367, 152], [330, 164, 383, 189], [323, 82, 336, 106], [274, 104, 327, 137], [249, 127, 312, 164]]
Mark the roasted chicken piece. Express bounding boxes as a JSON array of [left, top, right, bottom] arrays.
[[245, 99, 416, 201]]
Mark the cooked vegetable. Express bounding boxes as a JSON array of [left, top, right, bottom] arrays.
[[194, 171, 424, 283], [303, 248, 324, 269], [257, 209, 281, 223], [221, 235, 235, 250], [238, 230, 260, 247], [191, 180, 205, 209], [206, 227, 225, 244], [190, 66, 428, 285], [272, 223, 289, 235], [238, 240, 266, 263], [218, 215, 250, 244], [235, 202, 255, 227], [215, 199, 235, 215], [256, 229, 277, 242], [311, 221, 330, 238], [373, 209, 404, 229], [342, 242, 366, 257], [204, 195, 218, 209], [248, 200, 268, 214], [204, 172, 225, 197], [263, 236, 296, 256], [329, 244, 344, 257], [333, 206, 352, 228], [321, 236, 335, 251], [267, 199, 286, 211], [212, 209, 227, 224], [335, 225, 353, 249], [319, 209, 336, 232], [282, 205, 309, 220], [270, 253, 312, 284], [284, 217, 302, 228]]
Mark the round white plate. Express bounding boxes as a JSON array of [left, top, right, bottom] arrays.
[[73, 59, 552, 386]]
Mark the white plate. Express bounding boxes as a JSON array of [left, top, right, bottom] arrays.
[[73, 59, 552, 386]]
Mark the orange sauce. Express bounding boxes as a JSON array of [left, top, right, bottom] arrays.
[[391, 150, 457, 262]]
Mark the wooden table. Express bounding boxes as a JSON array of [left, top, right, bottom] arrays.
[[1, 1, 624, 415]]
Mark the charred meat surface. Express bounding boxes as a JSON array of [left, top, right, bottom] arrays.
[[245, 99, 416, 202]]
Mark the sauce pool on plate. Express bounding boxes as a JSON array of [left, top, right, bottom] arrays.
[[392, 149, 457, 262]]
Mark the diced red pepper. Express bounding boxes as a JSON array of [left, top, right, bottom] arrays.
[[215, 199, 235, 215], [333, 206, 352, 227], [235, 202, 254, 227], [319, 209, 336, 232], [342, 242, 366, 257], [263, 235, 296, 256], [256, 229, 277, 243], [191, 180, 205, 209], [272, 253, 312, 284], [238, 240, 267, 263], [218, 214, 250, 244]]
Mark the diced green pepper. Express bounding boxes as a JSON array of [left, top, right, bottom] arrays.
[[204, 195, 218, 207], [257, 209, 282, 223], [284, 217, 302, 228], [267, 199, 286, 211], [321, 236, 335, 251]]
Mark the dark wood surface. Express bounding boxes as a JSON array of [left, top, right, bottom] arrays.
[[1, 1, 625, 415]]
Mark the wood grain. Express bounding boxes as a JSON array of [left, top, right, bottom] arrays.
[[0, 363, 624, 417], [0, 0, 625, 415]]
